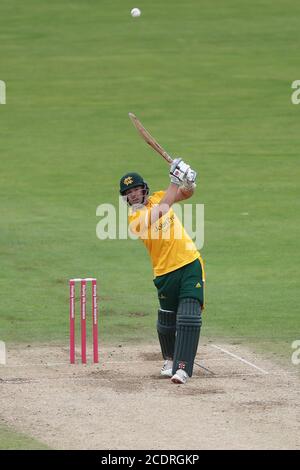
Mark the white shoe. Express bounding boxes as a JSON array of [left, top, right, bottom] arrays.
[[160, 360, 173, 377], [171, 369, 188, 384]]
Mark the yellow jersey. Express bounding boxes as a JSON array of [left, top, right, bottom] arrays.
[[128, 191, 203, 277]]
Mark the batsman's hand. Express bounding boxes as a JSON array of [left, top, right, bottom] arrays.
[[181, 167, 197, 190], [169, 158, 190, 185]]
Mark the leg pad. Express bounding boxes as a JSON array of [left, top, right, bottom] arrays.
[[172, 298, 202, 377], [157, 309, 176, 360]]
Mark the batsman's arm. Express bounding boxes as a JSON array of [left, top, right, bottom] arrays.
[[149, 183, 179, 225], [149, 158, 196, 224], [131, 182, 194, 233], [175, 185, 195, 202]]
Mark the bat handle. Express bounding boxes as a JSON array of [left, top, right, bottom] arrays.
[[165, 154, 173, 164]]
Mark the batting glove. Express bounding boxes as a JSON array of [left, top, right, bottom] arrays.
[[170, 158, 190, 185], [180, 167, 197, 190], [185, 167, 197, 183]]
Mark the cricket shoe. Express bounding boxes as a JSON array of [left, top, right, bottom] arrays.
[[160, 360, 173, 377], [171, 369, 188, 384]]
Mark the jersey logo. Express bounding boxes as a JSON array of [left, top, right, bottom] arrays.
[[124, 176, 133, 185], [195, 282, 201, 288]]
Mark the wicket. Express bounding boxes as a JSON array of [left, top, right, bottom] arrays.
[[69, 278, 98, 364]]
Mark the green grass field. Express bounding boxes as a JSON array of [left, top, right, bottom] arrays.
[[0, 0, 300, 447], [0, 421, 49, 450]]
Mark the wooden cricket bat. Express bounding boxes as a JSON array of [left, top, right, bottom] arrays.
[[128, 113, 173, 165]]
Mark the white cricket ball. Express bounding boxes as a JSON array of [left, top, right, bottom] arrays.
[[131, 7, 141, 18]]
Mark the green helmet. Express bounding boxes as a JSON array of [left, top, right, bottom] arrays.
[[119, 172, 149, 196]]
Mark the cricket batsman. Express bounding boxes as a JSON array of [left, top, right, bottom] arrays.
[[119, 159, 205, 384]]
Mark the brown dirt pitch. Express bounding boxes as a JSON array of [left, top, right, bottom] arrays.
[[0, 341, 299, 450]]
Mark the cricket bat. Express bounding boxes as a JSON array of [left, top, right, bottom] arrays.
[[128, 113, 173, 165]]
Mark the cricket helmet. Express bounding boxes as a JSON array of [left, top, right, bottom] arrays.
[[119, 172, 149, 196]]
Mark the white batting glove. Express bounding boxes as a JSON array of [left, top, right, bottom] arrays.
[[185, 167, 197, 184], [181, 168, 197, 190], [170, 158, 190, 185]]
